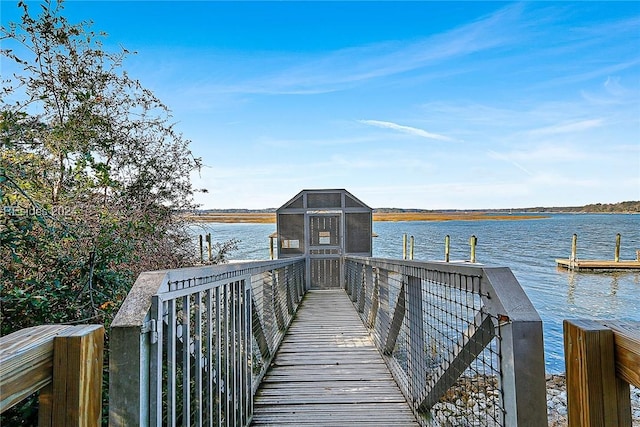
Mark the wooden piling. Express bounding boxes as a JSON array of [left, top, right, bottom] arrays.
[[444, 235, 450, 263], [469, 235, 477, 263], [207, 233, 212, 262], [556, 233, 640, 271], [199, 235, 204, 263], [409, 236, 414, 260], [269, 236, 275, 260], [402, 234, 407, 260], [570, 234, 578, 268]]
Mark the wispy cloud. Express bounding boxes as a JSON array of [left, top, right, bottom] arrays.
[[176, 3, 527, 96], [527, 119, 603, 136], [359, 119, 455, 142], [259, 135, 381, 148], [488, 150, 533, 175]]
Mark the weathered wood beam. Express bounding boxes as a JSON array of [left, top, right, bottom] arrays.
[[279, 269, 294, 315], [383, 282, 406, 355], [406, 276, 426, 401], [251, 295, 272, 361], [271, 272, 286, 331], [357, 265, 371, 313], [367, 269, 380, 329], [375, 269, 390, 344], [417, 311, 494, 411]]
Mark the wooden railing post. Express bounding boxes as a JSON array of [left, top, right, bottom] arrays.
[[1, 324, 104, 426], [39, 325, 104, 427], [564, 320, 632, 427]]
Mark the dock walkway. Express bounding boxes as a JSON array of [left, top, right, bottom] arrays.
[[251, 289, 418, 426]]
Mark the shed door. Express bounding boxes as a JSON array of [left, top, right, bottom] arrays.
[[308, 215, 341, 289]]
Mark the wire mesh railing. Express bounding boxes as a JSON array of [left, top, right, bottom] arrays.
[[109, 258, 305, 427], [344, 256, 548, 426]]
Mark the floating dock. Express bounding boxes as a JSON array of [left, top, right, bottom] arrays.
[[556, 233, 640, 271], [556, 259, 640, 272]]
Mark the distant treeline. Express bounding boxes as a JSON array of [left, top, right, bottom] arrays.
[[197, 201, 639, 214], [514, 201, 640, 213], [375, 201, 639, 213]]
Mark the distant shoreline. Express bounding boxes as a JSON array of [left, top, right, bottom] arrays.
[[184, 200, 638, 221], [183, 211, 551, 224]]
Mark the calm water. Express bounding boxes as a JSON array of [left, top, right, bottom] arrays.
[[192, 214, 640, 373]]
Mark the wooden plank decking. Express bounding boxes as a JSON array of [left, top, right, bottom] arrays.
[[556, 258, 640, 271], [252, 289, 418, 426]]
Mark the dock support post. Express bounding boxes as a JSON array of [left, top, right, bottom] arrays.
[[402, 234, 407, 260], [445, 235, 450, 262], [469, 235, 477, 263], [615, 234, 621, 263], [207, 233, 212, 262], [409, 236, 414, 260], [570, 234, 578, 268], [269, 236, 275, 260], [199, 235, 204, 263]]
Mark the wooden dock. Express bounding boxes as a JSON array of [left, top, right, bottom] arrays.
[[556, 259, 640, 271], [556, 234, 640, 271], [251, 289, 418, 426]]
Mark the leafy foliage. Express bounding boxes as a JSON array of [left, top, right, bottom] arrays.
[[0, 1, 230, 424]]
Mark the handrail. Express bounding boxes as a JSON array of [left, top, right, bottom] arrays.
[[564, 319, 640, 426], [0, 324, 104, 425], [344, 256, 548, 426], [109, 257, 306, 427]]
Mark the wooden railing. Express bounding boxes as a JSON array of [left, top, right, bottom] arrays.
[[109, 258, 306, 427], [344, 256, 548, 426], [0, 324, 104, 426], [564, 319, 640, 426]]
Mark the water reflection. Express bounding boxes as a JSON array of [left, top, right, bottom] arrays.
[[559, 268, 639, 320], [611, 274, 619, 296], [565, 269, 576, 305]]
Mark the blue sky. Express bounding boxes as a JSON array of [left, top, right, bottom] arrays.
[[2, 1, 639, 209]]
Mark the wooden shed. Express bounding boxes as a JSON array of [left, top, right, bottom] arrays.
[[276, 189, 372, 289]]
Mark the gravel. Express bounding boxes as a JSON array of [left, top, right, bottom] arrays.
[[425, 374, 640, 426], [546, 374, 640, 427]]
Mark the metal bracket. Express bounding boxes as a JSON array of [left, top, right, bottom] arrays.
[[141, 318, 158, 344]]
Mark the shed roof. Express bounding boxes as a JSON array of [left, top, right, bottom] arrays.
[[277, 189, 371, 212]]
